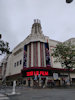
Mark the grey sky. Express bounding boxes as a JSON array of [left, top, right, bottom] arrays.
[[0, 0, 75, 51]]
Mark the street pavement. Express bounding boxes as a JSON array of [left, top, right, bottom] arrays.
[[0, 86, 75, 100], [0, 93, 9, 100]]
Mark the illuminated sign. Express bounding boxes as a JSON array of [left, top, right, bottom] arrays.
[[26, 71, 48, 76]]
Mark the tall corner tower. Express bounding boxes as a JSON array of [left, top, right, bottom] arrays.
[[31, 19, 43, 35], [23, 19, 51, 68]]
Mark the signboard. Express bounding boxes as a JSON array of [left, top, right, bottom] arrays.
[[53, 73, 58, 80], [22, 68, 53, 77], [26, 71, 48, 77]]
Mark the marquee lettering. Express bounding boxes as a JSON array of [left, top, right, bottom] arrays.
[[26, 71, 48, 76]]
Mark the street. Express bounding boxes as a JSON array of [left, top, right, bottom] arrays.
[[0, 86, 75, 100]]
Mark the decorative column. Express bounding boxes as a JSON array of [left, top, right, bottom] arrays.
[[40, 42, 46, 67], [33, 42, 38, 67], [45, 77, 48, 87], [39, 77, 41, 87], [60, 78, 63, 86], [27, 45, 29, 68], [31, 43, 33, 67], [43, 43, 46, 67], [38, 42, 40, 67], [30, 78, 33, 87], [25, 78, 28, 86], [40, 42, 44, 67]]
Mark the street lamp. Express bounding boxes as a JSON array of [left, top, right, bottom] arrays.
[[66, 0, 73, 3]]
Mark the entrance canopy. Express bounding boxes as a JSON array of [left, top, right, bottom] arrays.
[[21, 67, 74, 77]]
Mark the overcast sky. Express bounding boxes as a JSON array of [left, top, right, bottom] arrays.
[[0, 0, 75, 51]]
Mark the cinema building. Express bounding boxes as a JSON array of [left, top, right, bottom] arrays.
[[2, 19, 75, 87]]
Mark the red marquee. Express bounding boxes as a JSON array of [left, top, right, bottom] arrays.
[[26, 71, 48, 76]]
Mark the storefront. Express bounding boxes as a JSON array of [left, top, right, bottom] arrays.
[[21, 67, 73, 87]]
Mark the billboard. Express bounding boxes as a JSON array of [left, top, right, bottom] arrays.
[[45, 43, 51, 67]]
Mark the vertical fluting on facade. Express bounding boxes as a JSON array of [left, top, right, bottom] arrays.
[[26, 19, 47, 68], [36, 42, 38, 66], [31, 43, 33, 67], [43, 43, 46, 67], [40, 42, 44, 67], [33, 42, 38, 67], [38, 42, 41, 67]]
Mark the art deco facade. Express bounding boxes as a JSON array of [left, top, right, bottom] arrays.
[[1, 19, 75, 86]]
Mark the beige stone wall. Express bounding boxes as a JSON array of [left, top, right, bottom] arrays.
[[6, 55, 12, 76], [49, 40, 62, 68], [6, 49, 23, 77]]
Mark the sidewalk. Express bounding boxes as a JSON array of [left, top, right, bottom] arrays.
[[0, 93, 9, 100]]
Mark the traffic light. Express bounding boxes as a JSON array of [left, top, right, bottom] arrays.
[[66, 0, 73, 3]]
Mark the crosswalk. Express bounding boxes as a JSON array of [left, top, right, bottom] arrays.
[[0, 93, 9, 100]]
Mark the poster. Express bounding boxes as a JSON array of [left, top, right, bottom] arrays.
[[23, 45, 27, 67], [45, 43, 51, 66]]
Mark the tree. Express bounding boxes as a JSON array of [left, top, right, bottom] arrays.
[[0, 34, 11, 55], [52, 42, 75, 85]]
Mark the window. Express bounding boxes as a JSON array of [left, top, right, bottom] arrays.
[[14, 63, 16, 67], [14, 60, 22, 67], [20, 60, 22, 65], [17, 61, 19, 66]]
